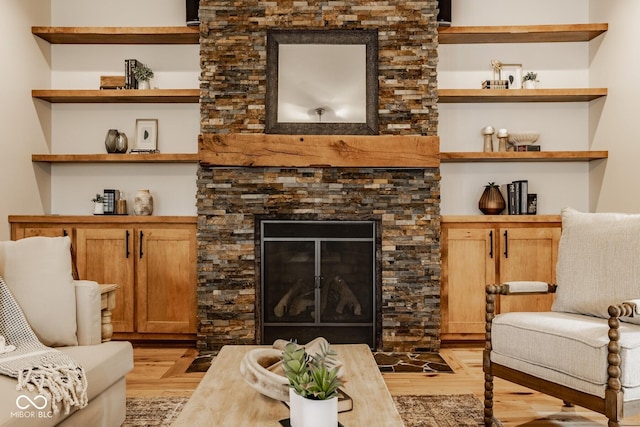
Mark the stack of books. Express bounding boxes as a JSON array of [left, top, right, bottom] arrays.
[[482, 80, 509, 89], [506, 180, 532, 215], [515, 145, 541, 152], [124, 59, 139, 89]]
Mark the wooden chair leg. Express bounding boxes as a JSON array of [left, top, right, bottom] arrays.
[[484, 372, 494, 426]]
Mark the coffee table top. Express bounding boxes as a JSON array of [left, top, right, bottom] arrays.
[[173, 344, 404, 426]]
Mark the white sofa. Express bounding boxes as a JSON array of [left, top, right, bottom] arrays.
[[0, 236, 133, 427]]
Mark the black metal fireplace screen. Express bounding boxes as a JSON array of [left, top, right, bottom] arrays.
[[261, 220, 375, 346]]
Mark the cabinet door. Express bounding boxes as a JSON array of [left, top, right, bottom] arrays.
[[136, 227, 197, 334], [441, 227, 495, 336], [75, 228, 135, 332], [498, 227, 560, 313]]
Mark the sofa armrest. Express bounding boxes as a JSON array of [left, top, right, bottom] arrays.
[[74, 280, 102, 346]]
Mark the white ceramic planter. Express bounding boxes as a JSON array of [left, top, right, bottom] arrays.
[[523, 80, 536, 89], [289, 390, 338, 427], [289, 388, 305, 427]]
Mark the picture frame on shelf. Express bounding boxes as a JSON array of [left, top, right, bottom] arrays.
[[500, 64, 523, 89], [133, 119, 158, 152]]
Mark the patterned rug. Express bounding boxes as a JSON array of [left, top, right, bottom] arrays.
[[186, 351, 454, 374], [123, 394, 502, 426]]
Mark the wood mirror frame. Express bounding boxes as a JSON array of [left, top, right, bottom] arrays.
[[265, 29, 379, 135]]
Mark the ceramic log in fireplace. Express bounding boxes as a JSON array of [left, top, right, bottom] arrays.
[[261, 220, 375, 346]]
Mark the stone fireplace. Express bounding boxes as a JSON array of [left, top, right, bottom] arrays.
[[196, 1, 440, 352]]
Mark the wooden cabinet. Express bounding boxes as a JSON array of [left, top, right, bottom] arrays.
[[9, 215, 197, 341], [75, 228, 135, 332], [441, 215, 561, 342]]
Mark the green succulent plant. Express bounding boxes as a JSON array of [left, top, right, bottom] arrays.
[[282, 341, 342, 400], [133, 63, 154, 81], [523, 71, 538, 82], [91, 193, 105, 203]]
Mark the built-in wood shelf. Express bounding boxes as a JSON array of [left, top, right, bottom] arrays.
[[32, 89, 199, 103], [438, 23, 608, 44], [437, 88, 607, 103], [440, 151, 608, 162], [32, 26, 199, 44], [32, 154, 198, 163], [442, 215, 561, 223]]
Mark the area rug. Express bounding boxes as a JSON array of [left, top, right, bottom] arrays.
[[186, 351, 454, 374], [393, 394, 503, 427], [123, 397, 189, 426], [123, 394, 502, 426]]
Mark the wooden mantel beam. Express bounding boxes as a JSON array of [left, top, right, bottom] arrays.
[[198, 134, 440, 168]]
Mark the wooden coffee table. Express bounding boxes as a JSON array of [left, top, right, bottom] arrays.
[[173, 344, 404, 426]]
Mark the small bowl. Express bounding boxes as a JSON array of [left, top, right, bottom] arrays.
[[508, 131, 540, 145]]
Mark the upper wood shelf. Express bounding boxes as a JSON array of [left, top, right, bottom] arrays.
[[32, 153, 198, 163], [32, 89, 199, 103], [437, 88, 607, 103], [32, 26, 199, 44], [440, 151, 608, 162], [438, 23, 608, 44]]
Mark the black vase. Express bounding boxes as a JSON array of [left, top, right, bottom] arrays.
[[478, 185, 506, 215]]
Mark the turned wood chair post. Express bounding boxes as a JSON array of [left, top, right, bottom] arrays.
[[484, 284, 505, 427], [605, 302, 635, 427]]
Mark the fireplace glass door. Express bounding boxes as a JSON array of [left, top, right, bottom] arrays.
[[261, 221, 375, 346]]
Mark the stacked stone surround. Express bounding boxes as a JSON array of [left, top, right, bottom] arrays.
[[197, 1, 441, 352]]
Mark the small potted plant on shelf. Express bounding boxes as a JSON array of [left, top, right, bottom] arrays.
[[523, 71, 538, 89], [91, 193, 105, 215], [282, 341, 343, 427], [133, 63, 154, 89]]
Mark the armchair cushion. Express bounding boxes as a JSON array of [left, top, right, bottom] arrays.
[[551, 208, 640, 324], [0, 236, 78, 346], [74, 280, 102, 346], [491, 311, 640, 400]]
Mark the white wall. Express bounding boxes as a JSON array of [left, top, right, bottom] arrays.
[[48, 0, 199, 216], [0, 1, 51, 240], [589, 1, 640, 213], [439, 0, 595, 215]]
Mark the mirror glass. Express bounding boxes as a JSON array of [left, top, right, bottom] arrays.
[[266, 29, 378, 135], [278, 44, 366, 124]]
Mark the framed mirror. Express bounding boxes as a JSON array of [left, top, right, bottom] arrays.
[[265, 29, 379, 135]]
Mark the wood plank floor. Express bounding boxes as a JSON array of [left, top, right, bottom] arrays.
[[126, 345, 640, 426]]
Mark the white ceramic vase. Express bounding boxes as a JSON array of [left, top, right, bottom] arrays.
[[93, 202, 104, 215], [138, 80, 150, 90], [289, 390, 338, 427], [523, 80, 536, 89], [134, 189, 153, 215]]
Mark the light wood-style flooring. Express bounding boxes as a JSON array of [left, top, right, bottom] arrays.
[[126, 345, 640, 426]]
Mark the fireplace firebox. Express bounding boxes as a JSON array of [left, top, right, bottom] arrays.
[[261, 220, 376, 346]]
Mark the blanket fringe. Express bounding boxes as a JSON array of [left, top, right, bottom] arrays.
[[17, 365, 88, 414]]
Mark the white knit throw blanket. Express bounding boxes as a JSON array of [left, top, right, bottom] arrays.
[[0, 276, 88, 415]]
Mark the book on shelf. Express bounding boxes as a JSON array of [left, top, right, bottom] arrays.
[[130, 149, 159, 154], [506, 180, 531, 215], [481, 80, 509, 89], [125, 59, 139, 89], [515, 145, 541, 152]]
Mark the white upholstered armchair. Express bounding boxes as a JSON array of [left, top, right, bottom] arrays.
[[484, 208, 640, 427]]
